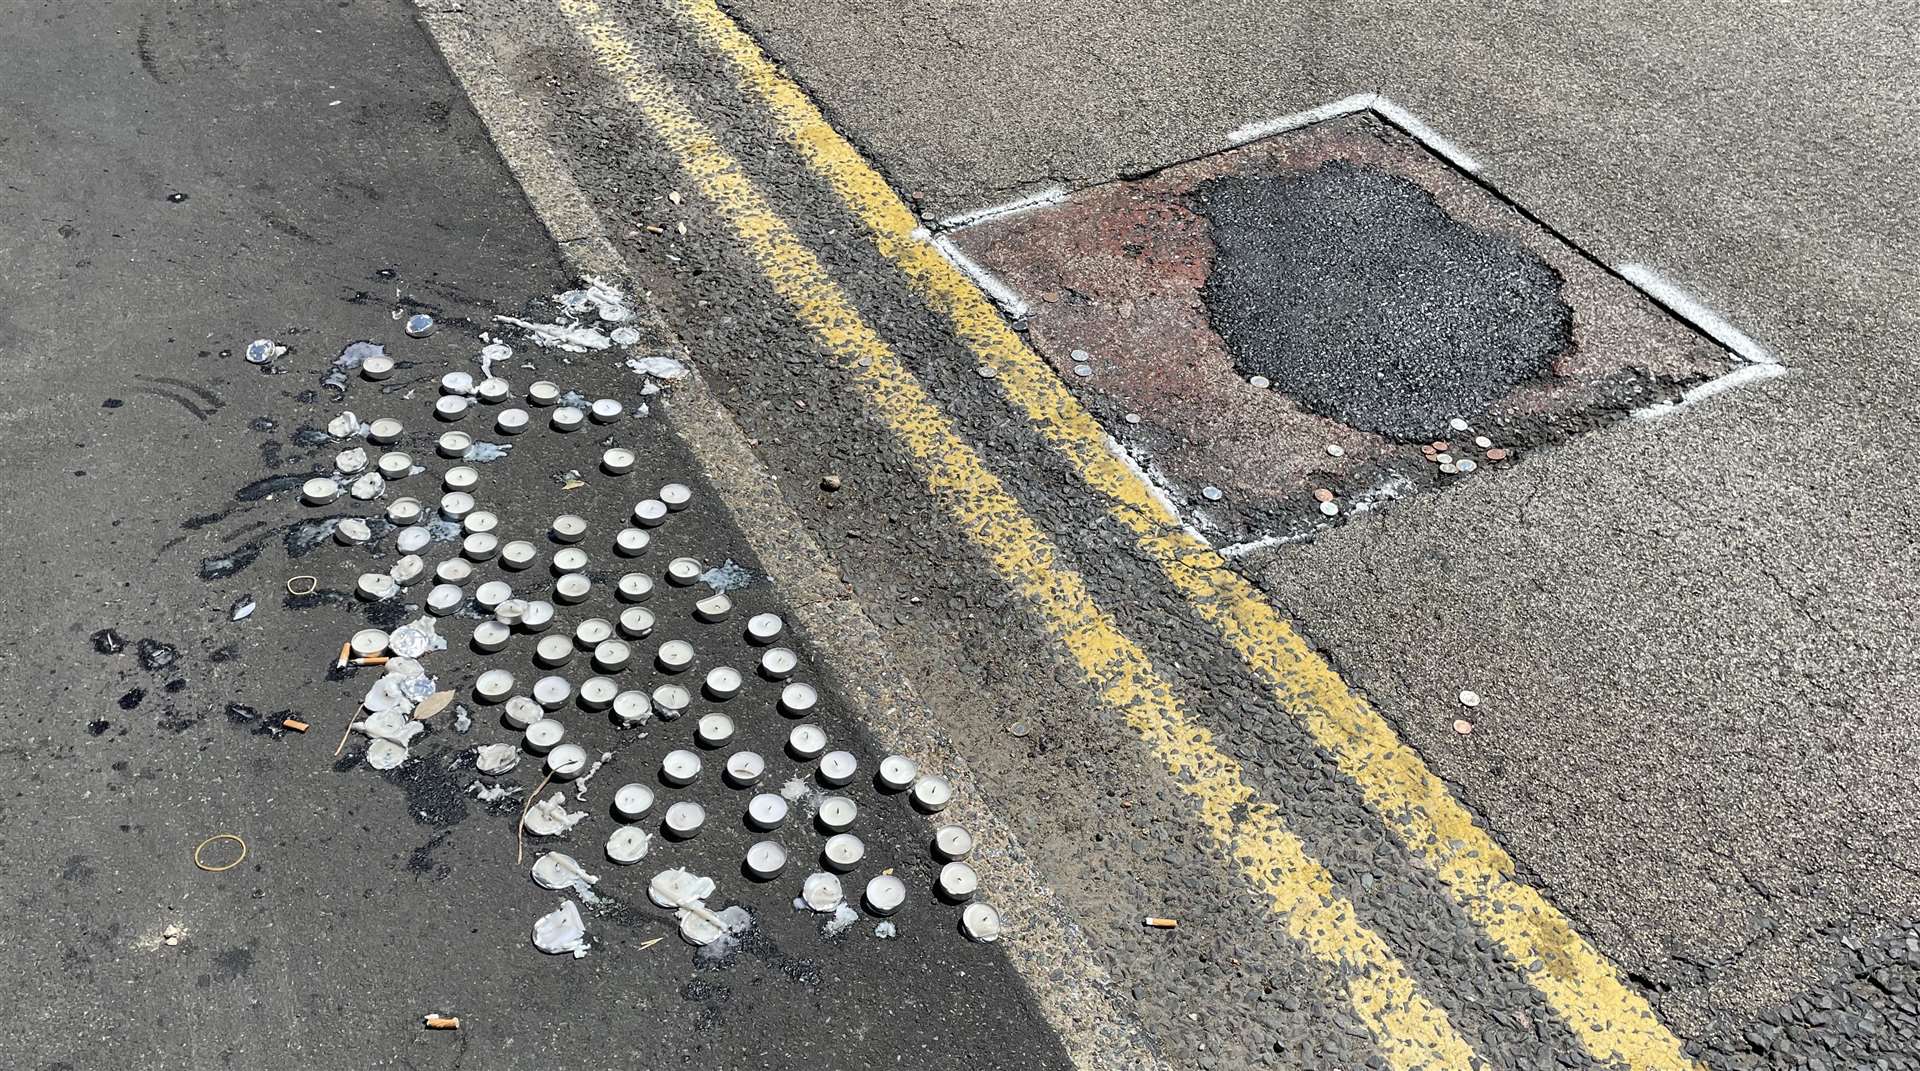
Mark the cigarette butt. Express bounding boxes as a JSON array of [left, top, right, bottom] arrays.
[[335, 641, 352, 668], [282, 718, 310, 733], [1144, 917, 1179, 929], [422, 1014, 460, 1030], [350, 656, 390, 666]]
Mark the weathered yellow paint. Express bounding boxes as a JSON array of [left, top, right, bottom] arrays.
[[557, 4, 1479, 1067], [665, 3, 1701, 1070]]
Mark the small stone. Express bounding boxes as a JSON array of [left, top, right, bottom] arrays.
[[820, 474, 842, 492], [1459, 690, 1481, 708]]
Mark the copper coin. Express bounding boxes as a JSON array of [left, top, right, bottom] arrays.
[[1431, 440, 1448, 451], [1486, 448, 1509, 462], [1312, 488, 1334, 503], [1421, 445, 1437, 457]]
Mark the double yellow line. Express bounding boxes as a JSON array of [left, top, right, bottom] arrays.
[[557, 3, 1700, 1069]]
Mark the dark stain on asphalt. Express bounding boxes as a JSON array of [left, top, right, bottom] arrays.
[[211, 946, 255, 980], [164, 678, 188, 694], [407, 829, 455, 878], [236, 473, 314, 502], [91, 628, 126, 655], [136, 638, 178, 671], [378, 749, 471, 828], [1197, 160, 1572, 440], [199, 543, 261, 580], [181, 512, 225, 530], [118, 688, 146, 710], [87, 719, 111, 736]]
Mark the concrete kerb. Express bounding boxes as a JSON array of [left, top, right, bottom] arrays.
[[410, 7, 1162, 1069]]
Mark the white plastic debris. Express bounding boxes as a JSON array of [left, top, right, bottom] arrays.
[[388, 625, 432, 659], [649, 868, 716, 910], [335, 447, 368, 475], [532, 901, 589, 957], [493, 315, 612, 352], [478, 342, 512, 378], [352, 709, 424, 770], [523, 792, 588, 836], [822, 903, 860, 937], [245, 338, 286, 365], [625, 354, 689, 381], [610, 326, 642, 346], [474, 743, 520, 775], [874, 921, 898, 939], [229, 597, 256, 622], [468, 781, 521, 803], [557, 277, 635, 323]]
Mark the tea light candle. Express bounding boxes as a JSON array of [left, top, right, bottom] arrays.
[[523, 718, 565, 754], [535, 633, 574, 666], [696, 713, 734, 749], [440, 371, 475, 396], [725, 751, 765, 787], [437, 431, 471, 457], [361, 355, 394, 380], [694, 593, 733, 622], [779, 683, 818, 717], [336, 518, 371, 546], [960, 903, 1003, 943], [350, 629, 389, 657], [818, 751, 858, 787], [377, 451, 413, 479], [386, 496, 422, 524], [613, 782, 655, 820], [367, 418, 403, 444], [426, 583, 464, 615], [357, 573, 397, 601], [938, 861, 979, 902], [666, 557, 703, 585], [744, 841, 787, 881], [651, 684, 691, 720], [504, 696, 543, 729], [302, 477, 340, 505], [551, 514, 587, 543], [475, 580, 512, 610], [660, 482, 691, 511], [631, 499, 669, 527], [495, 407, 529, 434], [547, 744, 589, 779], [574, 618, 614, 646], [824, 834, 865, 872], [527, 380, 560, 406], [472, 620, 511, 653], [434, 396, 469, 421], [864, 874, 907, 916], [661, 749, 702, 785], [878, 754, 918, 792], [554, 573, 591, 604], [590, 398, 624, 423], [656, 640, 694, 672], [463, 510, 498, 534], [664, 801, 706, 839], [618, 606, 656, 638], [501, 540, 538, 571], [395, 525, 430, 552], [606, 825, 651, 865], [614, 528, 649, 556], [475, 669, 515, 702], [335, 448, 367, 475], [612, 690, 651, 727], [476, 377, 511, 404], [746, 612, 784, 644], [443, 466, 478, 492], [496, 599, 529, 626], [547, 405, 583, 433], [579, 676, 619, 710], [435, 558, 473, 584], [617, 573, 655, 602], [552, 547, 589, 573], [438, 492, 474, 521], [520, 600, 555, 632], [787, 724, 827, 760], [532, 675, 572, 710], [934, 825, 974, 861], [746, 792, 787, 830], [592, 640, 632, 672], [602, 448, 636, 476], [912, 775, 954, 813], [759, 647, 798, 680], [462, 532, 498, 561], [704, 666, 742, 700], [816, 794, 858, 833]]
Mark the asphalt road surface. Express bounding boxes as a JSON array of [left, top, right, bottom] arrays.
[[4, 1, 1915, 1070]]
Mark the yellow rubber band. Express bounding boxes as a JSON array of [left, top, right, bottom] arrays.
[[193, 834, 248, 872]]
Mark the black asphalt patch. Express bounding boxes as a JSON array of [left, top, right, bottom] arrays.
[[1197, 160, 1573, 441]]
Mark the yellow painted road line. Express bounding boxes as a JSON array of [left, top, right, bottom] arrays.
[[555, 4, 1478, 1067], [664, 4, 1700, 1070]]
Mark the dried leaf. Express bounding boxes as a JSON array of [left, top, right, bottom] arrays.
[[413, 689, 455, 722]]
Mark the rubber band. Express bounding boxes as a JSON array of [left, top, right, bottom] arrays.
[[286, 575, 319, 596], [193, 833, 248, 872]]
